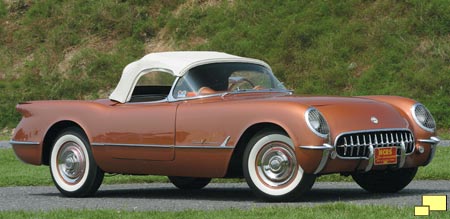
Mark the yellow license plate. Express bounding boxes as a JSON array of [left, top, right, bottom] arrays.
[[374, 147, 397, 165]]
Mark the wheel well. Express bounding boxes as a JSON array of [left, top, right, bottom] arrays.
[[225, 123, 287, 178], [42, 121, 84, 165]]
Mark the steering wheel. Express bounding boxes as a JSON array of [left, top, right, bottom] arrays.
[[228, 78, 256, 91]]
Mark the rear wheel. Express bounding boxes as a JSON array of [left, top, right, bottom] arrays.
[[50, 127, 104, 197], [352, 167, 418, 193], [168, 176, 211, 190], [243, 130, 315, 201]]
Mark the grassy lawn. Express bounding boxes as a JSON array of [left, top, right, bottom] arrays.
[[1, 147, 449, 187], [0, 131, 10, 140], [0, 203, 448, 219], [438, 130, 450, 140]]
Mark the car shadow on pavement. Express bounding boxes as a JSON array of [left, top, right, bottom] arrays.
[[94, 186, 257, 202], [35, 183, 446, 203]]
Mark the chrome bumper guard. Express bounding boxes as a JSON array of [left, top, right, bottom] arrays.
[[300, 136, 440, 174], [361, 141, 406, 172], [299, 144, 333, 174], [419, 136, 440, 166]]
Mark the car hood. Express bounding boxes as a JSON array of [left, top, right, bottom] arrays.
[[278, 95, 410, 137]]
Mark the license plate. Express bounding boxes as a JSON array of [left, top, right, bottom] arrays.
[[374, 147, 397, 165]]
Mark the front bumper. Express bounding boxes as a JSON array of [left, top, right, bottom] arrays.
[[299, 136, 440, 174], [419, 136, 440, 165]]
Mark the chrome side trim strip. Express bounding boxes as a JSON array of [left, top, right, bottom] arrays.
[[174, 145, 235, 149], [91, 143, 172, 148], [91, 142, 235, 149], [9, 140, 40, 145], [220, 136, 231, 147], [299, 143, 334, 174]]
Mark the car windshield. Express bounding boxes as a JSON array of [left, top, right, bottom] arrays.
[[172, 63, 287, 99]]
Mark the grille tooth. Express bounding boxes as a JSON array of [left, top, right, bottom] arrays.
[[390, 133, 394, 147], [386, 133, 390, 146], [362, 135, 367, 156], [343, 137, 348, 156], [350, 136, 354, 156], [335, 130, 414, 159], [356, 135, 361, 156], [408, 133, 414, 152]]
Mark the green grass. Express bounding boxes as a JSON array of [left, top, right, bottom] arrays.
[[415, 145, 450, 180], [0, 0, 449, 130], [1, 147, 449, 187], [438, 130, 450, 140], [0, 127, 11, 140], [1, 203, 448, 219], [0, 149, 52, 186]]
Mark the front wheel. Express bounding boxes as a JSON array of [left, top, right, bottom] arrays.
[[352, 167, 418, 193], [168, 176, 211, 189], [243, 130, 315, 202], [50, 127, 104, 197]]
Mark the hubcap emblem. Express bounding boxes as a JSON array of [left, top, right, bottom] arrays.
[[371, 116, 379, 124]]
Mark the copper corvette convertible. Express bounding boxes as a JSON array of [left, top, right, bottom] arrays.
[[11, 51, 440, 201]]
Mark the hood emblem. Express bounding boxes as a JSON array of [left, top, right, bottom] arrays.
[[371, 116, 379, 124]]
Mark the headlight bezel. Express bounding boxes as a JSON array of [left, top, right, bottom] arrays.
[[411, 103, 436, 133], [305, 107, 330, 139]]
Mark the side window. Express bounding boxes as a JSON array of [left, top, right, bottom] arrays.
[[136, 71, 174, 86], [129, 71, 175, 103]]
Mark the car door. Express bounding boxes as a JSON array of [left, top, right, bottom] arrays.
[[91, 71, 177, 163], [97, 102, 177, 161]]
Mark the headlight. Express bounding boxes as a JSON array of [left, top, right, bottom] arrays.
[[411, 103, 436, 132], [305, 107, 330, 138]]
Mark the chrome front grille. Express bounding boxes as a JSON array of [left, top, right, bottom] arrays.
[[335, 129, 415, 159]]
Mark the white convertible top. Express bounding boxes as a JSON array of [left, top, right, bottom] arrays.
[[109, 51, 271, 103]]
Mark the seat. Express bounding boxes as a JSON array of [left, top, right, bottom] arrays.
[[198, 87, 216, 95]]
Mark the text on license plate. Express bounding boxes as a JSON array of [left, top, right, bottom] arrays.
[[374, 147, 397, 165]]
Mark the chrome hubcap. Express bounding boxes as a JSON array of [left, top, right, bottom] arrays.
[[256, 142, 297, 187], [57, 142, 86, 184]]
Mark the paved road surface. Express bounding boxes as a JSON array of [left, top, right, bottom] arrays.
[[0, 181, 448, 211]]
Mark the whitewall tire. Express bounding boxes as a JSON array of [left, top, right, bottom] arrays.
[[243, 130, 315, 201], [50, 127, 104, 197]]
